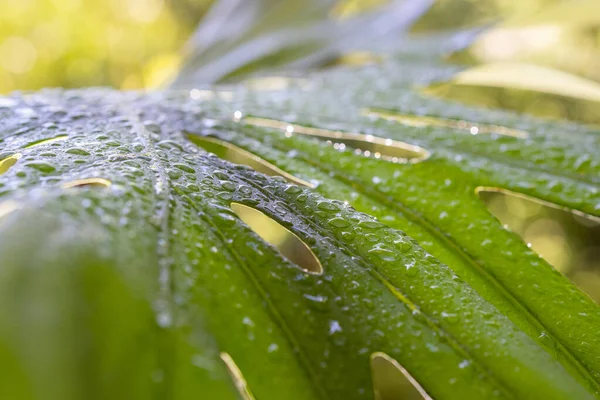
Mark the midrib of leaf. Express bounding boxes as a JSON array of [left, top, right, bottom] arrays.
[[0, 96, 249, 400], [129, 111, 181, 399], [206, 123, 600, 392], [129, 110, 175, 328]]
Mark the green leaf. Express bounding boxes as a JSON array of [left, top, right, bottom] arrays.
[[1, 32, 599, 400], [172, 0, 433, 85]]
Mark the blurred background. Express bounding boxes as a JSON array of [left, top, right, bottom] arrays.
[[0, 0, 211, 92], [2, 0, 599, 93], [0, 0, 598, 302]]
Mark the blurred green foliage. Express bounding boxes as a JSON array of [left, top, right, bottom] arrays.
[[423, 0, 600, 124], [0, 0, 211, 93], [2, 0, 600, 93]]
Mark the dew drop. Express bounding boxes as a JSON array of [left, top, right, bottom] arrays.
[[174, 163, 195, 174], [284, 185, 303, 195], [368, 245, 398, 262], [66, 148, 91, 156], [317, 200, 341, 212], [329, 320, 343, 335], [441, 312, 459, 324], [238, 185, 252, 196], [328, 217, 350, 228], [358, 220, 386, 229], [24, 161, 56, 173], [221, 181, 237, 192]]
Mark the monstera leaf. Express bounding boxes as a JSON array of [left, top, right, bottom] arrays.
[[1, 26, 600, 400]]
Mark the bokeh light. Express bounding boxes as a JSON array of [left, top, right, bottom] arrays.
[[0, 0, 212, 93]]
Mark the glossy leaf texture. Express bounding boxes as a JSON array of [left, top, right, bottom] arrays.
[[0, 32, 599, 400]]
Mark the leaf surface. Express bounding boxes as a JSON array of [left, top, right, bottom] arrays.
[[0, 32, 599, 400]]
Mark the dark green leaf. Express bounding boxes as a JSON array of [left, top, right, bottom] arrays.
[[0, 32, 599, 400]]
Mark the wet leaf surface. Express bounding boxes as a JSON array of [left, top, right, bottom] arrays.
[[0, 33, 599, 400]]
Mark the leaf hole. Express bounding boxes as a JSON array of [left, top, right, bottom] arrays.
[[22, 135, 68, 149], [363, 108, 528, 138], [243, 117, 429, 163], [230, 202, 323, 275], [0, 153, 22, 175], [425, 63, 600, 124], [477, 187, 600, 303], [62, 178, 112, 189], [371, 352, 431, 400], [220, 352, 255, 400], [187, 134, 314, 188]]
